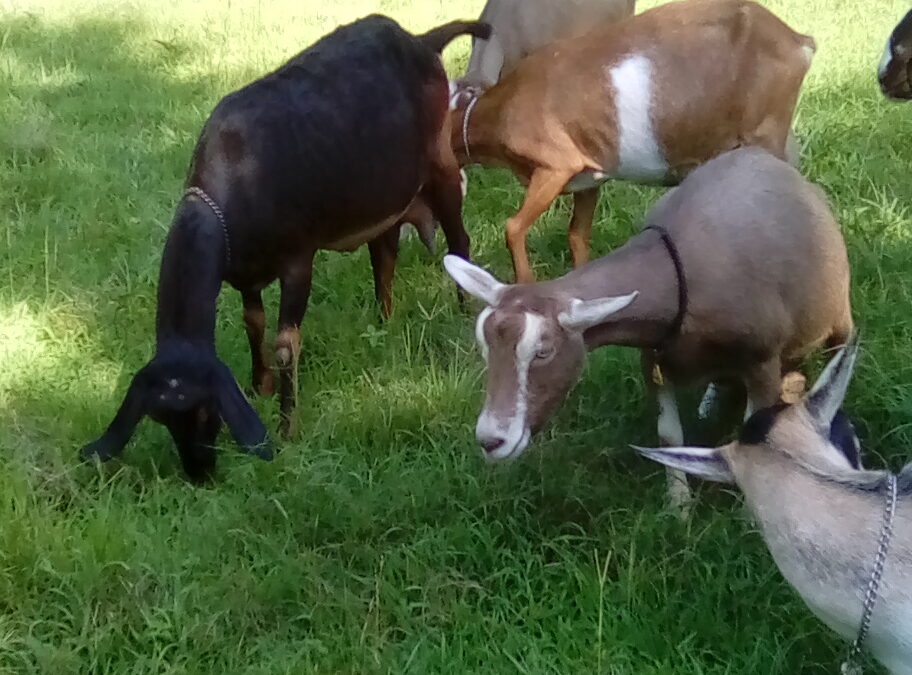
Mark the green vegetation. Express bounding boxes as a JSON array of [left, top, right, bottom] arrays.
[[2, 0, 911, 671]]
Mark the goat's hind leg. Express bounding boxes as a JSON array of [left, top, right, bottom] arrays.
[[275, 256, 314, 437], [568, 188, 598, 268], [242, 289, 274, 397]]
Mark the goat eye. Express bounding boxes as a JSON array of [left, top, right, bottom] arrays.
[[535, 346, 555, 360]]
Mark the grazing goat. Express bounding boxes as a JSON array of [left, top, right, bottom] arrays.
[[635, 338, 912, 675], [80, 15, 489, 481], [443, 148, 853, 510], [879, 10, 912, 100], [452, 0, 816, 282], [451, 0, 635, 100]]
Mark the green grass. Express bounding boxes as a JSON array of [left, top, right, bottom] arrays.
[[2, 0, 912, 672]]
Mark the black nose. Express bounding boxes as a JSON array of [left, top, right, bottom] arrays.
[[480, 437, 505, 454]]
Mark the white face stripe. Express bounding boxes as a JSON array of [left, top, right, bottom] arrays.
[[476, 311, 545, 461], [475, 306, 494, 362], [878, 40, 893, 78], [609, 54, 668, 181]]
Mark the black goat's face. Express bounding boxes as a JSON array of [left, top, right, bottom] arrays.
[[80, 347, 272, 474], [879, 10, 912, 100]]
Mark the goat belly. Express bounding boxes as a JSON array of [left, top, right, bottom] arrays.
[[323, 212, 405, 252]]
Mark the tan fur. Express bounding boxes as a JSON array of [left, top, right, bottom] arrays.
[[724, 408, 912, 675], [455, 0, 816, 282]]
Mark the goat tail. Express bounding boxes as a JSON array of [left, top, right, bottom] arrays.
[[418, 20, 491, 54]]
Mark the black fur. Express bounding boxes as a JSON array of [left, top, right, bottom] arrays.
[[80, 15, 483, 480], [739, 403, 790, 445]]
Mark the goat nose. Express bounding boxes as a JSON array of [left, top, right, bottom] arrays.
[[480, 437, 505, 454]]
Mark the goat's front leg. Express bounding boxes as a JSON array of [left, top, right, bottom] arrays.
[[506, 168, 573, 283], [568, 187, 599, 268], [641, 352, 692, 516], [275, 255, 314, 437], [743, 357, 782, 422], [368, 225, 400, 319], [241, 289, 274, 397]]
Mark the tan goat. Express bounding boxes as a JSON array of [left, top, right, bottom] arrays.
[[444, 148, 852, 508], [453, 0, 815, 282], [636, 338, 912, 675], [452, 0, 635, 97]]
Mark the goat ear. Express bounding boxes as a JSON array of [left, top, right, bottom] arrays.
[[632, 444, 735, 483], [212, 363, 272, 460], [806, 333, 859, 428], [80, 367, 150, 462], [558, 291, 639, 331], [443, 255, 505, 305]]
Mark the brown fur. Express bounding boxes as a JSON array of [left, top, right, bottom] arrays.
[[454, 0, 816, 282]]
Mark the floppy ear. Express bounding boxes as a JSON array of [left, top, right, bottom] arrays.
[[558, 292, 639, 331], [80, 367, 150, 462], [212, 363, 272, 460], [443, 255, 506, 305], [632, 444, 735, 483], [806, 332, 859, 428]]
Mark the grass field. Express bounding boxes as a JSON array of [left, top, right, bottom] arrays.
[[3, 0, 912, 672]]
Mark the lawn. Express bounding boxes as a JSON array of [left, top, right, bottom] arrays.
[[2, 0, 912, 672]]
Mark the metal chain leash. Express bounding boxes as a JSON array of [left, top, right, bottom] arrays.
[[184, 186, 231, 267], [840, 473, 898, 675]]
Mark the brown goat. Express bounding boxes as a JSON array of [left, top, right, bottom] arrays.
[[453, 0, 816, 282]]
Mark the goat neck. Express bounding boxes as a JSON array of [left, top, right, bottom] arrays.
[[548, 228, 681, 350], [154, 196, 226, 353]]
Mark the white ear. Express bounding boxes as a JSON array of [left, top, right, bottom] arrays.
[[557, 291, 638, 331], [632, 445, 735, 483], [806, 332, 859, 427], [443, 255, 506, 306]]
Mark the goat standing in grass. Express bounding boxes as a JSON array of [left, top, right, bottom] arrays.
[[636, 338, 912, 675], [80, 16, 488, 481], [452, 0, 815, 283], [444, 147, 853, 510]]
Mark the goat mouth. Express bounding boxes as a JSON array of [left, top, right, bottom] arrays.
[[482, 428, 532, 463]]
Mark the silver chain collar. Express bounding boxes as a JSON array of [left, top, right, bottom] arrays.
[[462, 93, 480, 165], [184, 186, 231, 268], [840, 472, 898, 674]]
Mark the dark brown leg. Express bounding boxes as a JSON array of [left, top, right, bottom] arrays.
[[242, 289, 274, 396], [275, 255, 314, 437], [568, 188, 599, 268], [368, 226, 400, 319]]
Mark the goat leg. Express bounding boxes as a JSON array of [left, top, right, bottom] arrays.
[[506, 168, 574, 283], [368, 225, 401, 319], [241, 289, 274, 397], [743, 356, 783, 421], [568, 188, 599, 268], [275, 257, 314, 437]]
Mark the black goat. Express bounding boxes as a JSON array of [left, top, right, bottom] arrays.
[[81, 15, 490, 481]]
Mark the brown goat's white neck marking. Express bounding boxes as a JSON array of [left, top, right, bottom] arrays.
[[608, 54, 668, 181], [476, 311, 544, 461]]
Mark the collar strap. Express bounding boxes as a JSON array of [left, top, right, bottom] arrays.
[[184, 186, 231, 268], [462, 94, 480, 165], [644, 224, 687, 352]]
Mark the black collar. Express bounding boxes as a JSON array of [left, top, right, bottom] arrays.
[[644, 224, 687, 352]]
